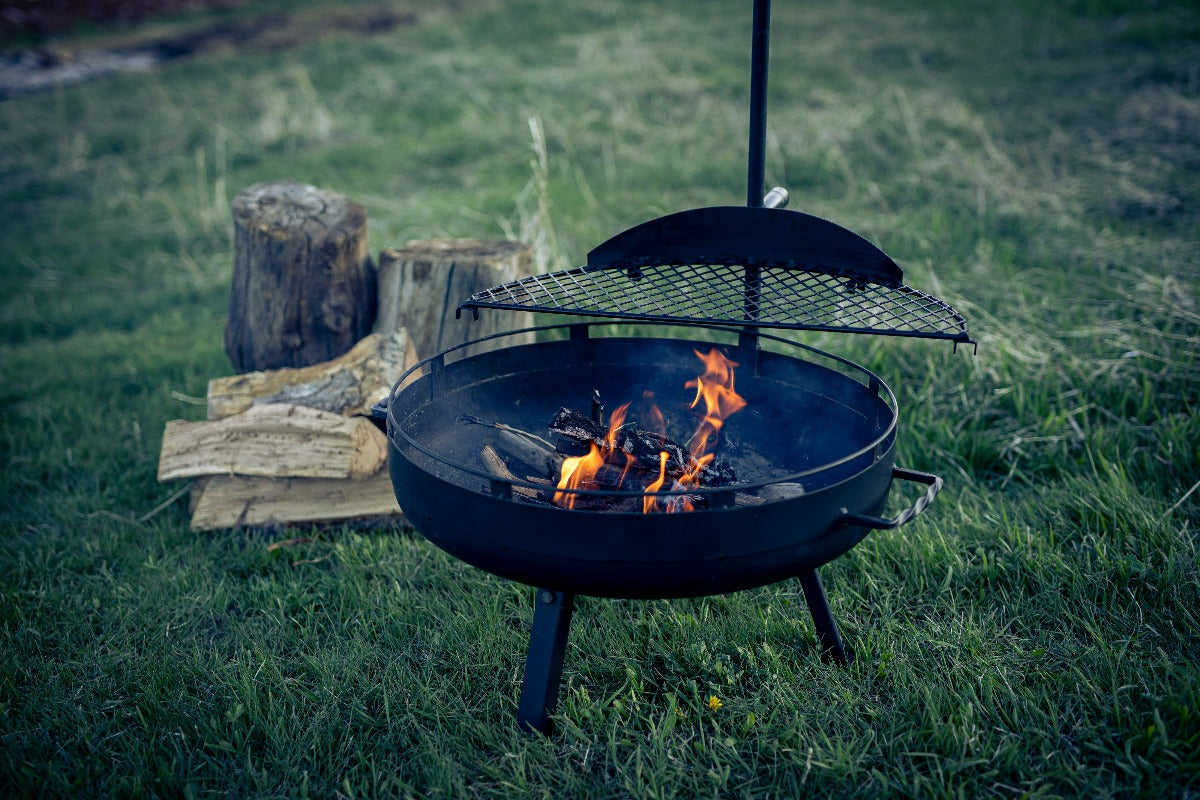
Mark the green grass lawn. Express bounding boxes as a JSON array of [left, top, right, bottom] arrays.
[[1, 0, 1198, 796]]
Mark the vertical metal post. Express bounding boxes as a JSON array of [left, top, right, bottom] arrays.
[[517, 588, 576, 734], [746, 0, 771, 209], [743, 0, 772, 342], [738, 329, 761, 375], [798, 568, 852, 666]]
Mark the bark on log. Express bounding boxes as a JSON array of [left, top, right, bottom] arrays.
[[226, 181, 375, 373], [189, 473, 404, 531], [206, 331, 416, 420], [374, 238, 534, 359], [157, 403, 386, 481]]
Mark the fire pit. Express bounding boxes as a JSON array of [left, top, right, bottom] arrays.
[[378, 321, 948, 731], [372, 0, 972, 733]]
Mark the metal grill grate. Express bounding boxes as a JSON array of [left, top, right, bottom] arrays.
[[460, 261, 973, 344]]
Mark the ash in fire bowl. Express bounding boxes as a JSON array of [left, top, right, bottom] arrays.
[[401, 337, 895, 513]]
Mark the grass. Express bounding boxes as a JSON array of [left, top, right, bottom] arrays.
[[1, 0, 1198, 796]]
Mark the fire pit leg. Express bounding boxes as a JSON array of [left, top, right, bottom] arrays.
[[798, 568, 852, 666], [517, 588, 576, 734]]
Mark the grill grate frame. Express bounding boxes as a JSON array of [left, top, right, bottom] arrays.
[[459, 260, 973, 344]]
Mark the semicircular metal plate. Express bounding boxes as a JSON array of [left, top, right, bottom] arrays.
[[586, 206, 903, 285]]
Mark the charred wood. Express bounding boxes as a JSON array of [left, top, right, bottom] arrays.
[[547, 406, 737, 486]]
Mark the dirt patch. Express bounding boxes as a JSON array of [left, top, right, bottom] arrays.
[[0, 2, 420, 98], [1, 1, 245, 41]]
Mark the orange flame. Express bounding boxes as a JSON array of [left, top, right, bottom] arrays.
[[553, 348, 747, 513], [605, 402, 637, 488], [639, 391, 666, 444], [665, 481, 695, 513], [684, 348, 747, 460], [642, 451, 669, 514], [554, 442, 605, 509], [678, 452, 714, 489], [604, 402, 630, 453]]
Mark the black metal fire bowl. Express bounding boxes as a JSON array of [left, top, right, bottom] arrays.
[[377, 321, 941, 732], [386, 461, 890, 600]]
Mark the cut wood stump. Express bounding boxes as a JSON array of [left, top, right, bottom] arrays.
[[226, 181, 375, 373], [375, 238, 535, 360], [157, 403, 386, 482], [206, 330, 417, 420]]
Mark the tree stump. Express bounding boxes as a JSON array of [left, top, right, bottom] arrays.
[[225, 181, 375, 373], [374, 238, 535, 360]]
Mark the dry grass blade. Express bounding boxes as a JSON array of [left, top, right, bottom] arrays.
[[266, 537, 315, 552]]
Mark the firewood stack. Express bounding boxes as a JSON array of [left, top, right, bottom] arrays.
[[157, 180, 534, 531], [159, 332, 417, 530]]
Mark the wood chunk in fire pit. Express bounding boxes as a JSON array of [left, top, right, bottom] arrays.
[[546, 407, 604, 453], [548, 407, 737, 486], [480, 445, 545, 501], [458, 412, 562, 482]]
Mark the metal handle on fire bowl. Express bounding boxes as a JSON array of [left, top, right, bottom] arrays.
[[838, 468, 943, 530]]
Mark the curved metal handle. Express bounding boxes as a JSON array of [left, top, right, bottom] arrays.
[[839, 468, 942, 530]]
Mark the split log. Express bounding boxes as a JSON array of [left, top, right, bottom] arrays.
[[225, 181, 375, 373], [206, 331, 417, 420], [189, 473, 404, 531], [374, 238, 534, 360], [158, 403, 386, 481]]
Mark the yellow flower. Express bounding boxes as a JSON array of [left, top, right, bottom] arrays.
[[706, 694, 723, 711]]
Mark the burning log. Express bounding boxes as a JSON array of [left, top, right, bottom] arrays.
[[459, 414, 700, 512], [549, 349, 747, 514], [546, 406, 603, 451], [463, 411, 804, 513], [457, 345, 754, 515], [548, 406, 737, 487]]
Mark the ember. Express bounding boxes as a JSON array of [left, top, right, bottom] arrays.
[[553, 347, 746, 513]]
